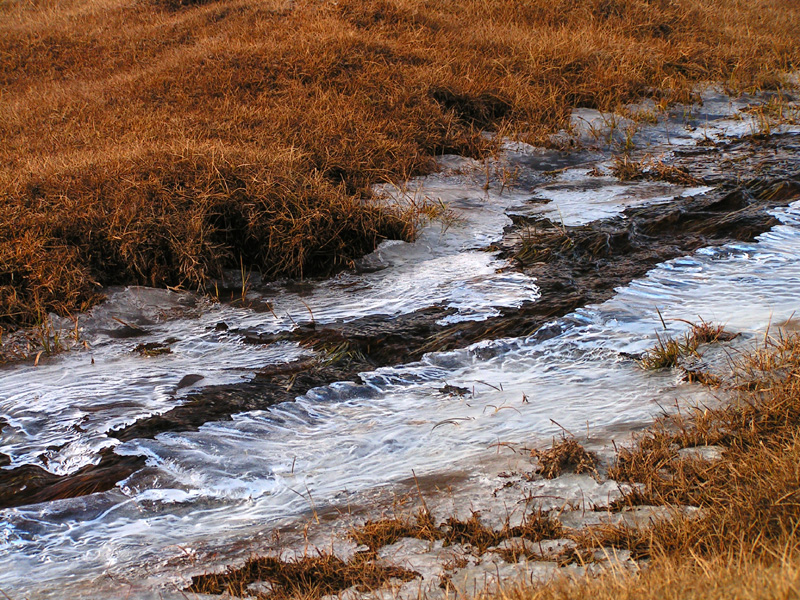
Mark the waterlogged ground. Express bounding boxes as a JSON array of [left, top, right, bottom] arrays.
[[1, 88, 800, 599]]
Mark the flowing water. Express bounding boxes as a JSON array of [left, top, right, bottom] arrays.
[[1, 89, 799, 598]]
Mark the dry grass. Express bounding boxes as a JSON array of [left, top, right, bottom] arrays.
[[531, 438, 599, 479], [187, 551, 418, 599], [638, 332, 698, 369], [351, 507, 562, 557], [2, 0, 799, 326], [638, 320, 732, 370], [611, 155, 702, 185], [0, 314, 83, 363], [497, 554, 800, 600], [350, 508, 442, 552]]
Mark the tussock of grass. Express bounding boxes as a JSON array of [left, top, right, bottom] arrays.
[[638, 332, 697, 369], [2, 0, 799, 326], [639, 320, 732, 370], [350, 508, 441, 552], [531, 438, 599, 479], [187, 551, 418, 599], [611, 156, 702, 185]]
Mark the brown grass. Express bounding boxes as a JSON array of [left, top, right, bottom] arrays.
[[2, 0, 799, 327], [496, 554, 800, 600], [611, 155, 702, 185], [350, 508, 442, 552], [531, 438, 599, 479], [351, 507, 562, 556], [187, 551, 418, 599], [638, 320, 732, 370]]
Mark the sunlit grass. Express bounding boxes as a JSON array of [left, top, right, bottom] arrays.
[[2, 0, 799, 326]]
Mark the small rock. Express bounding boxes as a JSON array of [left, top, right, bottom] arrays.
[[177, 374, 205, 390]]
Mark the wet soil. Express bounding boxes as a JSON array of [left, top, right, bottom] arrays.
[[0, 448, 145, 509], [3, 133, 799, 511]]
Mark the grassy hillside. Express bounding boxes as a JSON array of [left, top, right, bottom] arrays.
[[2, 0, 799, 326]]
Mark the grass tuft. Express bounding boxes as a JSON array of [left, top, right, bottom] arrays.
[[639, 320, 733, 370], [531, 438, 599, 479], [188, 551, 418, 599]]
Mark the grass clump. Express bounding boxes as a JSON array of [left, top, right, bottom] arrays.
[[496, 553, 800, 600], [188, 551, 418, 599], [531, 438, 599, 479], [609, 333, 800, 553], [350, 508, 441, 552], [2, 0, 800, 326], [638, 332, 698, 370], [639, 320, 732, 370], [133, 341, 172, 357], [611, 155, 702, 185], [351, 508, 562, 557]]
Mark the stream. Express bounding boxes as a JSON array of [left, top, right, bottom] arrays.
[[1, 88, 800, 599]]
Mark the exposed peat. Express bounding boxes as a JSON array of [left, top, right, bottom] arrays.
[[0, 448, 146, 509]]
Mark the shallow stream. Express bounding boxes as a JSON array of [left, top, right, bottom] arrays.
[[1, 89, 799, 598]]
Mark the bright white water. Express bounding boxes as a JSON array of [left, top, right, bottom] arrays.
[[0, 88, 798, 598]]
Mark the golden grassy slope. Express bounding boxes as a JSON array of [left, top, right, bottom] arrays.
[[2, 0, 799, 325]]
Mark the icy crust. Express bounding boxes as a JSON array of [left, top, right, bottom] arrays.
[[0, 85, 783, 479], [509, 169, 713, 226], [0, 305, 310, 475]]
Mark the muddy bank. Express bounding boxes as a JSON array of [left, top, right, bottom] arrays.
[[0, 448, 145, 509]]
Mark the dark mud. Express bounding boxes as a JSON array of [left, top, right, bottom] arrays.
[[0, 448, 145, 509], [3, 133, 799, 511], [112, 305, 454, 441]]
